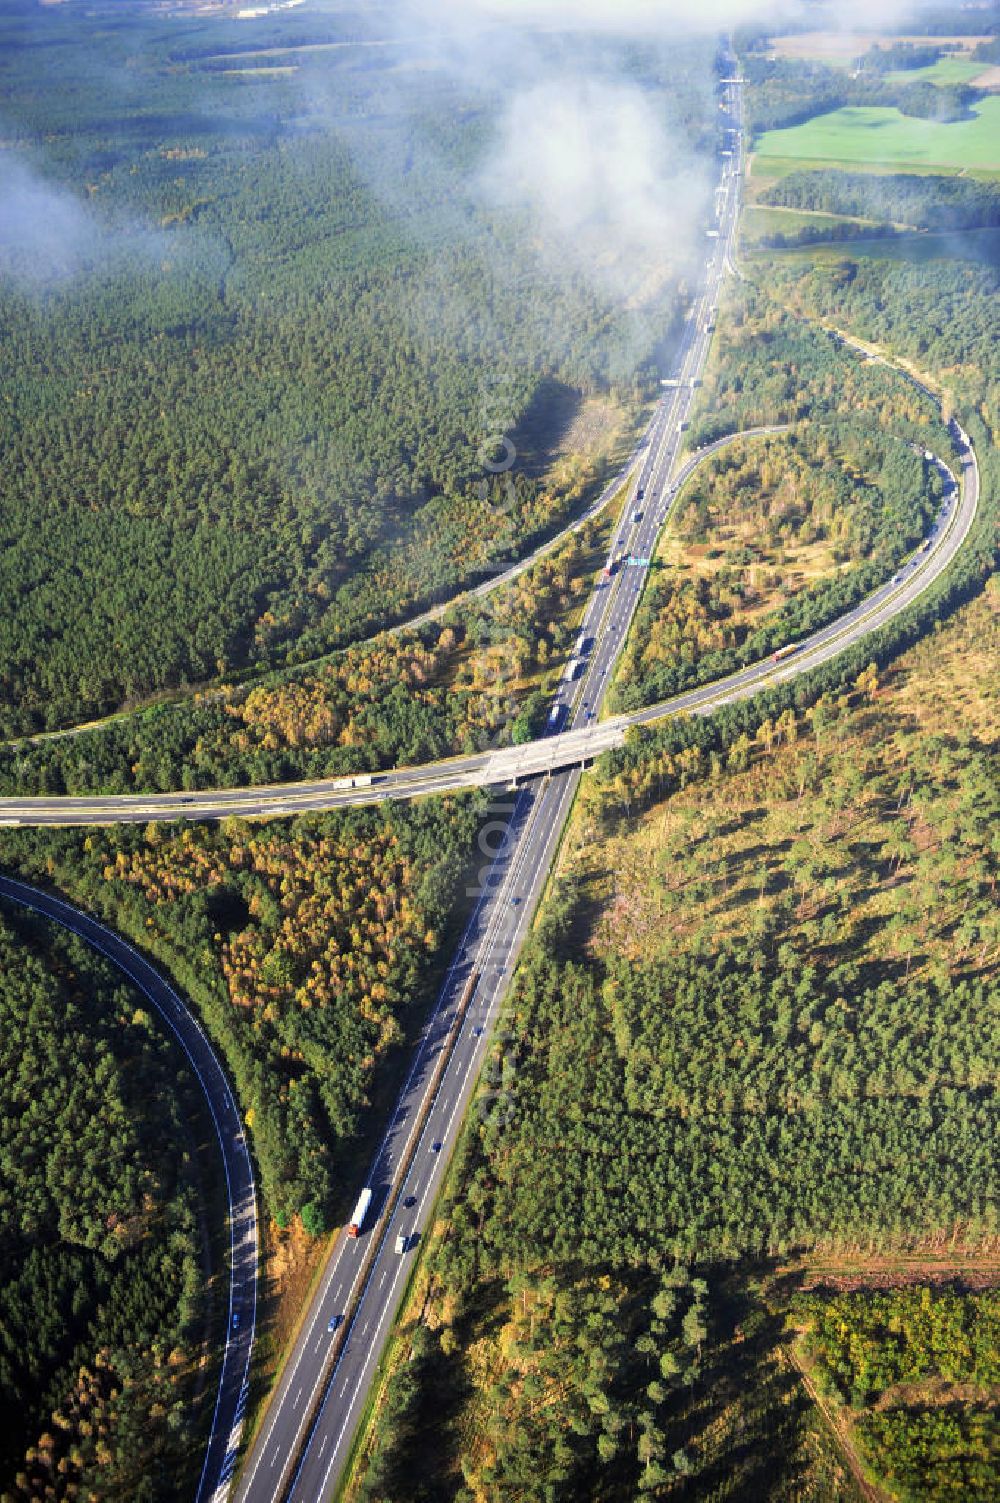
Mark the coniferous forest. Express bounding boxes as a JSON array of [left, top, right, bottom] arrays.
[[2, 2, 1000, 1499], [0, 0, 712, 737], [0, 908, 210, 1501]]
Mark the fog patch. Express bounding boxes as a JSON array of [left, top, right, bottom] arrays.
[[480, 75, 709, 303], [0, 154, 104, 284]]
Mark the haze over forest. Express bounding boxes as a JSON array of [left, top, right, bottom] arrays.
[[0, 0, 998, 1500]]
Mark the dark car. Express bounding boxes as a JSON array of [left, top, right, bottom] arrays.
[[403, 1194, 417, 1209], [231, 1311, 240, 1332], [432, 1141, 443, 1152]]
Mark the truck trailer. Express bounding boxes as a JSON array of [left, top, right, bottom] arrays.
[[347, 1187, 373, 1237], [772, 642, 800, 664]]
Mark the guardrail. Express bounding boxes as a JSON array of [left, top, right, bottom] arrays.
[[279, 966, 480, 1500]]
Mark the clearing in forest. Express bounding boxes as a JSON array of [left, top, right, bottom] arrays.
[[755, 99, 1000, 172]]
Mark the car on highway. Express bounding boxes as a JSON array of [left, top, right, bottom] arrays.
[[473, 1025, 484, 1037], [431, 1140, 443, 1152], [403, 1194, 417, 1208], [232, 1311, 241, 1331], [328, 1314, 341, 1333]]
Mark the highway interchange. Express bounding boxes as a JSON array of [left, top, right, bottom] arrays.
[[230, 68, 980, 1503], [0, 408, 974, 832], [0, 61, 984, 1503], [235, 66, 731, 1503]]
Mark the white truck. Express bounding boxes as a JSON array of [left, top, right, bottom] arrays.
[[347, 1187, 373, 1237]]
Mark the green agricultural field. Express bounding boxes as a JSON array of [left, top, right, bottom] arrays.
[[755, 99, 1000, 171], [885, 56, 985, 85]]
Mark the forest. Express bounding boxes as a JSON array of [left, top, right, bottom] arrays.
[[0, 508, 611, 796], [760, 170, 1000, 233], [610, 417, 940, 714], [0, 795, 485, 1229], [341, 80, 1000, 1486], [858, 42, 954, 74], [342, 566, 1000, 1503], [2, 8, 999, 1499], [607, 282, 950, 714], [0, 0, 711, 737], [0, 908, 209, 1502], [740, 53, 981, 133], [761, 254, 1000, 431], [796, 1287, 1000, 1500]]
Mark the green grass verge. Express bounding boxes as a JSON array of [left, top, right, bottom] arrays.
[[742, 204, 879, 243]]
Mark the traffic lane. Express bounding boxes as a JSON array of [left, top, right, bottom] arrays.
[[0, 766, 494, 827], [625, 444, 973, 726], [502, 451, 961, 760], [289, 766, 580, 1503], [0, 874, 258, 1503], [0, 184, 736, 833], [248, 105, 740, 1503], [296, 769, 572, 1495], [235, 782, 543, 1503]]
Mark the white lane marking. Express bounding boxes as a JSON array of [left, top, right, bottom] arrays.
[[292, 769, 579, 1498], [0, 881, 259, 1503], [287, 161, 741, 1501], [257, 132, 974, 1503], [236, 801, 538, 1500]]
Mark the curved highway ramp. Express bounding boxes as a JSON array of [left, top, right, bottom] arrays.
[[0, 876, 259, 1503]]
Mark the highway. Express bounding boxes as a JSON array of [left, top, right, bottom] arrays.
[[228, 67, 751, 1503], [0, 62, 982, 1503], [0, 874, 259, 1503], [233, 413, 979, 1503], [0, 329, 979, 822]]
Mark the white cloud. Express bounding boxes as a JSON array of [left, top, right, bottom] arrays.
[[482, 76, 708, 293]]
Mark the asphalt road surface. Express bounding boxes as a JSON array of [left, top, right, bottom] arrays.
[[232, 70, 753, 1503], [0, 67, 982, 1503], [0, 875, 259, 1503], [0, 105, 979, 834]]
